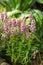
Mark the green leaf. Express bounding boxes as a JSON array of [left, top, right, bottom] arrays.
[[0, 1, 12, 11], [0, 0, 36, 11], [36, 0, 43, 4]]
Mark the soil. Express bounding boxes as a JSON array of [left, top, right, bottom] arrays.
[[0, 52, 43, 65]]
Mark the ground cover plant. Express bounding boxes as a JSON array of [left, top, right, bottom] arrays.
[[0, 0, 43, 65]]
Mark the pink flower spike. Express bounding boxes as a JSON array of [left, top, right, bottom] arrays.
[[0, 13, 2, 20], [16, 20, 20, 26], [25, 25, 28, 31], [29, 14, 33, 21], [4, 24, 8, 31], [8, 18, 12, 27], [31, 20, 36, 25], [12, 19, 17, 27], [0, 12, 8, 22], [30, 20, 36, 32], [21, 24, 25, 32], [4, 12, 8, 21], [29, 14, 33, 18], [1, 13, 4, 22], [26, 32, 30, 39]]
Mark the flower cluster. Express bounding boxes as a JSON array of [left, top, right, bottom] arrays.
[[0, 12, 8, 22], [0, 13, 37, 65], [29, 14, 36, 32], [0, 13, 36, 40]]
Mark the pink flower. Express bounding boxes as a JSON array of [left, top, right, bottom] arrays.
[[25, 25, 28, 31], [12, 19, 17, 27], [3, 12, 8, 21], [29, 14, 33, 18], [31, 20, 36, 25], [4, 24, 8, 31], [0, 13, 2, 20], [16, 20, 20, 26], [21, 24, 26, 32], [26, 32, 30, 39], [11, 29, 14, 34], [8, 18, 12, 27], [29, 14, 33, 21], [0, 12, 8, 22], [20, 24, 29, 34], [30, 20, 36, 32], [0, 13, 4, 21]]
